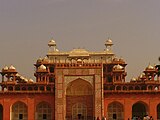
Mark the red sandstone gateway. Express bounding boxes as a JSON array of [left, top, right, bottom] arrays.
[[0, 38, 160, 120]]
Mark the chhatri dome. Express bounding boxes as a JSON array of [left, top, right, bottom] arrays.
[[105, 38, 113, 46], [3, 66, 9, 70], [9, 65, 16, 70], [113, 64, 124, 70], [105, 38, 113, 52], [48, 38, 56, 47], [146, 64, 155, 70], [48, 38, 59, 52], [38, 64, 47, 70], [131, 77, 137, 81]]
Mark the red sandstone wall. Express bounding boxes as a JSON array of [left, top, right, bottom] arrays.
[[104, 93, 160, 120], [0, 93, 55, 120]]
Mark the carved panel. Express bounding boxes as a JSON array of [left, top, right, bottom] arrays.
[[64, 76, 94, 87], [76, 69, 82, 75], [95, 75, 101, 83], [58, 90, 63, 98], [63, 69, 69, 75], [95, 69, 102, 75], [57, 75, 63, 83], [57, 69, 63, 75], [89, 69, 95, 74], [68, 69, 76, 75]]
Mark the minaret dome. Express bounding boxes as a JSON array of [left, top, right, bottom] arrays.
[[105, 38, 113, 51], [48, 38, 56, 47], [48, 38, 58, 52]]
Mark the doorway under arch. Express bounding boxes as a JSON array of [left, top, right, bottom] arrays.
[[0, 104, 3, 120], [132, 102, 148, 118], [107, 102, 124, 120], [66, 79, 93, 120], [72, 103, 87, 120]]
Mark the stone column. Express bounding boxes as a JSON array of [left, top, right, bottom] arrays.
[[3, 99, 11, 120], [124, 99, 132, 120], [94, 74, 103, 119], [28, 98, 35, 120], [55, 69, 65, 120], [149, 99, 157, 120]]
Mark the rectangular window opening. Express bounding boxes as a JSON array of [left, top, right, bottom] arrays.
[[113, 113, 117, 119], [43, 114, 47, 119], [19, 114, 23, 119]]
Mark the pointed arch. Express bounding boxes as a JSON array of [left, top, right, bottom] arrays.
[[123, 86, 127, 90], [132, 101, 149, 118], [11, 101, 28, 120], [107, 101, 124, 120], [116, 86, 121, 90], [135, 86, 140, 90], [35, 101, 52, 120], [129, 86, 133, 90], [66, 79, 93, 95], [148, 86, 153, 90], [66, 78, 93, 120]]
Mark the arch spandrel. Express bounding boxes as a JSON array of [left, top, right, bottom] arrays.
[[107, 101, 124, 106], [132, 101, 149, 107], [11, 101, 28, 107], [66, 78, 93, 95], [132, 101, 149, 118], [64, 75, 94, 87]]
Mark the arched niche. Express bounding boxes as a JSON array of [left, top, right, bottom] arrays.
[[66, 79, 93, 95], [132, 101, 149, 118], [107, 101, 124, 120], [11, 101, 28, 120]]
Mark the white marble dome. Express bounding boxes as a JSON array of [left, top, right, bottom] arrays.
[[105, 38, 113, 46], [9, 65, 16, 70], [43, 56, 50, 62], [113, 64, 123, 70], [3, 66, 9, 70], [146, 64, 155, 70], [48, 39, 56, 46], [131, 77, 136, 81], [39, 64, 47, 70]]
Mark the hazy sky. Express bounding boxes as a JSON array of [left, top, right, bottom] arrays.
[[0, 0, 160, 81]]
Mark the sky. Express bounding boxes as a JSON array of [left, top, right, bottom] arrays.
[[0, 0, 160, 81]]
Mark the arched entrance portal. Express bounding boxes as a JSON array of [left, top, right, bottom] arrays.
[[66, 79, 93, 120], [107, 102, 124, 120], [0, 104, 3, 120], [132, 102, 148, 118], [157, 104, 160, 120]]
